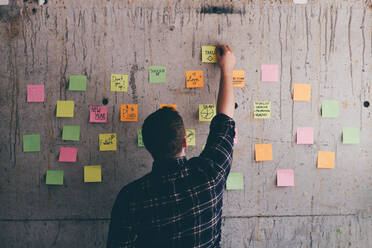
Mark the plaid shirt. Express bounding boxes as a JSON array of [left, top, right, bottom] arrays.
[[107, 114, 235, 248]]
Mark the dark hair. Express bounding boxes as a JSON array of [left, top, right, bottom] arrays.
[[142, 107, 186, 159]]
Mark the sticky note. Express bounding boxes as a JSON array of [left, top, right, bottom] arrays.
[[343, 127, 360, 144], [297, 127, 314, 144], [90, 105, 108, 123], [46, 170, 64, 185], [234, 127, 238, 144], [69, 75, 87, 91], [261, 64, 279, 82], [293, 0, 308, 4], [233, 70, 245, 87], [59, 147, 78, 162], [149, 66, 166, 83], [62, 125, 80, 141], [56, 100, 74, 117], [186, 129, 196, 146], [277, 170, 295, 187], [84, 165, 102, 183], [160, 104, 177, 111], [255, 144, 273, 161], [226, 172, 244, 190], [27, 85, 44, 102], [186, 71, 204, 88], [120, 104, 138, 122], [254, 101, 271, 119], [293, 84, 311, 101], [202, 46, 217, 63], [322, 100, 339, 118], [23, 134, 40, 152], [317, 151, 335, 169], [0, 0, 9, 5], [199, 104, 216, 122], [111, 74, 128, 92], [138, 130, 144, 147], [99, 133, 117, 151]]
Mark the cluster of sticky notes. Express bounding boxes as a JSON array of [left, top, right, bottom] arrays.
[[99, 133, 117, 151], [138, 130, 144, 147], [186, 71, 204, 88], [59, 147, 78, 162], [277, 170, 294, 187], [111, 74, 128, 92], [317, 151, 335, 169], [149, 66, 166, 83], [84, 165, 102, 183], [297, 127, 314, 144], [27, 85, 45, 102], [90, 105, 108, 123], [46, 170, 64, 185], [120, 104, 138, 122], [293, 84, 311, 101], [23, 134, 40, 152], [226, 172, 244, 190], [261, 64, 278, 82], [199, 104, 216, 122], [232, 70, 245, 87], [160, 104, 177, 110], [69, 75, 87, 91], [186, 129, 196, 146], [56, 100, 74, 117], [62, 125, 80, 141], [202, 46, 216, 63], [342, 127, 360, 144], [255, 144, 273, 161], [254, 101, 271, 119]]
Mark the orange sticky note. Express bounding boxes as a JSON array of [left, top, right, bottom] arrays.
[[120, 104, 138, 122], [255, 144, 273, 161], [186, 71, 204, 88], [160, 104, 177, 111], [233, 70, 245, 87], [317, 151, 335, 168], [293, 84, 311, 101]]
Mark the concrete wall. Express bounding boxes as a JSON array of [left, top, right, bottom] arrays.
[[1, 0, 372, 247]]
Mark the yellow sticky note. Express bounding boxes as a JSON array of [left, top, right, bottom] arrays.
[[233, 70, 245, 87], [254, 101, 271, 119], [111, 74, 128, 92], [99, 133, 117, 151], [84, 165, 102, 183], [186, 71, 204, 88], [160, 104, 177, 111], [202, 46, 216, 63], [120, 104, 138, 122], [317, 151, 335, 168], [199, 104, 216, 122], [56, 100, 74, 117], [293, 84, 311, 101], [255, 144, 273, 161], [186, 129, 196, 146]]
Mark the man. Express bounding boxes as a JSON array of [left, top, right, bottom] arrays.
[[107, 45, 236, 248]]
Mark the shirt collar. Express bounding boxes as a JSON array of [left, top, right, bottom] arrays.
[[151, 156, 187, 175]]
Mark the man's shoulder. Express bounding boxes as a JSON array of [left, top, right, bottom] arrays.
[[117, 173, 152, 200]]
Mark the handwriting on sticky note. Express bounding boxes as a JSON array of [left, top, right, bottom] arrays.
[[138, 130, 144, 147], [261, 64, 279, 82], [46, 170, 64, 185], [160, 104, 177, 111], [293, 84, 311, 101], [23, 134, 40, 152], [322, 100, 339, 118], [111, 74, 128, 92], [202, 46, 216, 63], [90, 105, 108, 123], [186, 129, 196, 146], [56, 100, 74, 117], [59, 147, 78, 162], [255, 144, 273, 161], [297, 127, 314, 144], [226, 172, 244, 190], [120, 104, 138, 122], [317, 151, 335, 168], [254, 101, 271, 119], [99, 133, 117, 151], [149, 66, 166, 83], [62, 125, 80, 141], [199, 104, 216, 122], [186, 71, 204, 88], [27, 85, 44, 102], [233, 70, 245, 87], [84, 165, 102, 183], [69, 75, 87, 91], [277, 169, 295, 187], [343, 127, 360, 144]]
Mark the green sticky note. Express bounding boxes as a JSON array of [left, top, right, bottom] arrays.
[[186, 129, 196, 146], [46, 170, 64, 185], [69, 75, 87, 91], [138, 130, 144, 147], [343, 127, 360, 144], [226, 172, 244, 190], [322, 100, 339, 118], [23, 134, 40, 152], [62, 125, 80, 141], [149, 66, 166, 83]]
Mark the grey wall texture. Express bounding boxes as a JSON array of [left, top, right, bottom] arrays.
[[1, 0, 372, 247]]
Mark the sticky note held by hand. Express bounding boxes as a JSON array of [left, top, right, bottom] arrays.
[[27, 85, 45, 102], [90, 105, 108, 123], [199, 104, 216, 122], [293, 84, 311, 101], [317, 151, 335, 168], [233, 70, 245, 87], [343, 127, 360, 144], [255, 144, 273, 161], [69, 75, 87, 91], [56, 100, 74, 117], [99, 133, 117, 151], [84, 165, 102, 183], [46, 170, 64, 185], [277, 169, 295, 187], [202, 46, 217, 63], [186, 129, 196, 146], [186, 71, 204, 88], [23, 134, 40, 152], [149, 66, 166, 83], [62, 125, 80, 141], [111, 74, 128, 92], [261, 64, 279, 82], [226, 172, 244, 190], [322, 100, 339, 118], [120, 104, 138, 122], [297, 127, 314, 144], [59, 147, 78, 162]]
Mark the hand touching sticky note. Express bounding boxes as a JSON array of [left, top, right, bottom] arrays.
[[226, 172, 244, 190], [255, 144, 273, 161], [69, 75, 87, 91], [277, 170, 295, 187], [199, 104, 216, 122], [202, 46, 217, 63], [90, 105, 108, 123], [120, 104, 138, 121], [149, 66, 166, 83], [343, 127, 360, 144], [297, 127, 314, 144], [23, 134, 40, 152], [111, 74, 128, 92], [254, 101, 271, 119], [59, 147, 78, 162], [160, 104, 177, 111], [99, 133, 117, 151], [186, 71, 204, 88], [293, 84, 311, 101], [84, 165, 102, 183], [56, 100, 74, 117], [261, 64, 279, 82], [232, 70, 245, 87], [317, 151, 335, 168], [27, 85, 44, 102], [322, 100, 339, 118], [46, 170, 64, 185], [186, 129, 196, 146]]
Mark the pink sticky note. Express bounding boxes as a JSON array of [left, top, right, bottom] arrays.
[[27, 85, 44, 102], [59, 147, 78, 162], [90, 105, 108, 123], [233, 127, 238, 144], [297, 127, 314, 144], [277, 169, 294, 187], [261, 64, 279, 82]]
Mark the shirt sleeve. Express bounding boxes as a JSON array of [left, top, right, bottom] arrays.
[[199, 113, 235, 182]]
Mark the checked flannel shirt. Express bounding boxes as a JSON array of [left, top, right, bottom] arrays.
[[107, 113, 235, 248]]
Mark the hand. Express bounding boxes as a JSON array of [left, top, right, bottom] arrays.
[[216, 45, 236, 73]]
